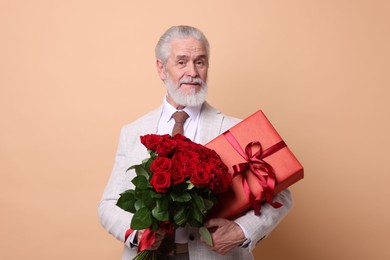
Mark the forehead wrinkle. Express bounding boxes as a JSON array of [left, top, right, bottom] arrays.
[[176, 47, 204, 54], [169, 38, 208, 61]]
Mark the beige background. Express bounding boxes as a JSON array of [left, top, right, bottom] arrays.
[[1, 1, 389, 259]]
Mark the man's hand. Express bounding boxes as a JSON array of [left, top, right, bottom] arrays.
[[202, 218, 246, 255]]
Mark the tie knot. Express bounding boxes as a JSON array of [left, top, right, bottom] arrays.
[[172, 111, 189, 123]]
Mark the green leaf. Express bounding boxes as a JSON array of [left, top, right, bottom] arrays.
[[150, 196, 169, 221], [131, 207, 152, 230], [171, 192, 192, 202], [142, 157, 154, 170], [151, 220, 159, 232], [191, 192, 206, 213], [187, 182, 195, 190], [152, 205, 169, 221], [199, 226, 213, 246], [116, 191, 136, 213], [151, 191, 163, 199], [132, 175, 149, 189], [173, 205, 188, 226], [134, 199, 146, 211], [156, 196, 169, 211], [133, 191, 157, 212], [141, 157, 150, 165], [118, 189, 135, 196], [146, 190, 160, 205], [146, 149, 156, 156], [203, 199, 214, 211], [190, 201, 204, 224], [134, 165, 149, 178], [126, 164, 138, 172]]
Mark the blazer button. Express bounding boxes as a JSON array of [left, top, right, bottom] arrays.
[[189, 234, 195, 240]]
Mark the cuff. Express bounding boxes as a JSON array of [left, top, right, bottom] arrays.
[[127, 230, 138, 248], [234, 221, 251, 248]]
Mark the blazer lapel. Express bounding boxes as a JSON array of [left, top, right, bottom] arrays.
[[199, 102, 224, 144], [140, 105, 163, 135]]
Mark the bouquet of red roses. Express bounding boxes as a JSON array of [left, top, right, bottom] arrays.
[[116, 134, 232, 259]]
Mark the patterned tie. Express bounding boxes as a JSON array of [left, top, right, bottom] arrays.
[[171, 111, 189, 136]]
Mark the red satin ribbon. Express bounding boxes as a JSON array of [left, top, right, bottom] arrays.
[[223, 130, 286, 215], [125, 228, 155, 252], [124, 221, 173, 252]]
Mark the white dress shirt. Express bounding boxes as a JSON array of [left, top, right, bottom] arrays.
[[157, 96, 202, 143]]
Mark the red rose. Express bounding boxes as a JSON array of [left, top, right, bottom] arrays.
[[150, 171, 171, 193], [140, 134, 163, 150], [172, 150, 199, 179], [171, 164, 185, 184], [174, 158, 198, 179], [150, 157, 173, 174], [209, 172, 231, 193], [191, 142, 203, 151], [207, 157, 222, 168], [173, 134, 192, 150], [190, 162, 211, 187], [173, 149, 199, 164], [172, 134, 191, 142], [155, 138, 177, 157], [182, 160, 198, 179], [208, 166, 232, 193], [198, 147, 217, 161]]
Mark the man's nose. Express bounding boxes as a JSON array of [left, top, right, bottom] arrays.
[[186, 63, 199, 77]]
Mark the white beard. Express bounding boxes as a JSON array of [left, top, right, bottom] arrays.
[[165, 76, 208, 107]]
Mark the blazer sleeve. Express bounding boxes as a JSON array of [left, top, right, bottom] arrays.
[[234, 189, 293, 251], [97, 125, 137, 249], [97, 106, 161, 250]]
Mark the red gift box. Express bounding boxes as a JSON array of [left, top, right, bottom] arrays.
[[205, 110, 304, 219]]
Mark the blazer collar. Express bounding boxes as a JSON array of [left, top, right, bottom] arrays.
[[140, 105, 163, 135]]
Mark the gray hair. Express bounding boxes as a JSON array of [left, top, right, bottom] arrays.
[[155, 25, 210, 65]]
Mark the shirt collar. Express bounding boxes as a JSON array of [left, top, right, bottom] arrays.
[[161, 96, 203, 123]]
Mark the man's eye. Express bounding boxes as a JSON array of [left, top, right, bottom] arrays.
[[178, 61, 186, 65], [196, 60, 205, 66]]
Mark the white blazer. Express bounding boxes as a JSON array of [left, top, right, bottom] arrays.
[[98, 102, 293, 260]]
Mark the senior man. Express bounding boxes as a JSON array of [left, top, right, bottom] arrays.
[[98, 25, 292, 260]]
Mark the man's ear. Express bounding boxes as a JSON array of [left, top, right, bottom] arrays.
[[156, 59, 166, 81]]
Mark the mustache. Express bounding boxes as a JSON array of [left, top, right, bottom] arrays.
[[179, 77, 205, 85]]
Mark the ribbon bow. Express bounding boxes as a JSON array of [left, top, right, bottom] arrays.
[[223, 131, 286, 215]]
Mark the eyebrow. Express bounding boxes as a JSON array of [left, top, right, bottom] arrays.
[[195, 54, 208, 60], [176, 54, 208, 60]]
